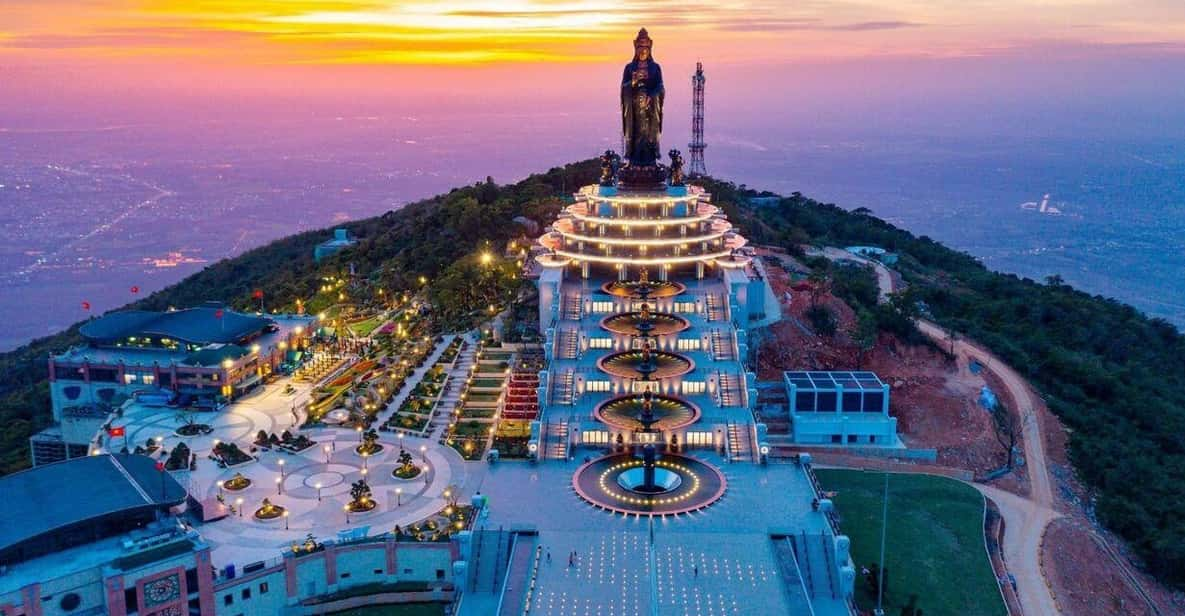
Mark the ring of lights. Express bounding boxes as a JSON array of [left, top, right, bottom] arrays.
[[572, 453, 727, 516], [600, 311, 690, 336], [593, 394, 701, 432], [596, 349, 694, 380], [601, 279, 687, 298]]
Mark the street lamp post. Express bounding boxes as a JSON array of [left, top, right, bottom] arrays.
[[278, 458, 285, 478], [324, 444, 331, 464], [420, 444, 427, 462], [275, 475, 283, 495], [396, 487, 402, 507], [362, 452, 369, 471], [344, 505, 351, 525], [216, 480, 224, 498], [236, 498, 244, 517], [874, 471, 889, 616], [356, 425, 363, 442], [283, 510, 290, 530], [398, 433, 405, 452], [315, 482, 323, 501]]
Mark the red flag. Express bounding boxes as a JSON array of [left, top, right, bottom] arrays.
[[252, 289, 264, 300], [214, 309, 224, 319], [107, 426, 125, 437], [130, 285, 140, 294], [155, 461, 165, 472], [81, 301, 91, 310]]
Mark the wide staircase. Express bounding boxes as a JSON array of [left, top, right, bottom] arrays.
[[561, 293, 583, 321], [503, 350, 542, 420], [788, 531, 839, 600], [718, 372, 743, 407], [726, 421, 754, 462], [705, 293, 726, 322], [710, 328, 735, 360], [771, 536, 814, 612], [469, 527, 514, 593], [556, 328, 579, 360], [549, 368, 575, 406], [543, 418, 569, 460]]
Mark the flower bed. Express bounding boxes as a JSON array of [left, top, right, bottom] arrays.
[[387, 413, 430, 432], [458, 405, 496, 419], [469, 378, 506, 389], [212, 442, 254, 467], [176, 423, 213, 437], [491, 436, 530, 458], [393, 465, 423, 480]]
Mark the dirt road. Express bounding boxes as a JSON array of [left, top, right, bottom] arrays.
[[803, 245, 1064, 615], [916, 320, 1062, 616]]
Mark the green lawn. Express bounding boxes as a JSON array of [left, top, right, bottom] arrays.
[[347, 315, 386, 337], [815, 470, 1006, 616]]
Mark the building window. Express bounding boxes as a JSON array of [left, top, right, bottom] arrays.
[[241, 588, 251, 600], [588, 337, 613, 349], [682, 381, 706, 395], [124, 374, 137, 384], [630, 381, 659, 393], [685, 431, 713, 446], [675, 338, 701, 351], [259, 582, 269, 594], [585, 380, 611, 393], [831, 435, 842, 444], [847, 434, 858, 444], [673, 301, 697, 313], [143, 374, 155, 385], [582, 430, 610, 444], [341, 572, 351, 579], [223, 594, 234, 606], [403, 568, 413, 574], [591, 301, 614, 313], [436, 569, 446, 580]]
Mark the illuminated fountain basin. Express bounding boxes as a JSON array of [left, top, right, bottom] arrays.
[[594, 394, 700, 432], [597, 349, 693, 380], [602, 279, 686, 299], [572, 453, 726, 515], [600, 311, 690, 336]]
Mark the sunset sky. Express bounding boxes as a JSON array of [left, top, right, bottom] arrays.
[[3, 0, 1184, 66], [2, 1, 1184, 128]]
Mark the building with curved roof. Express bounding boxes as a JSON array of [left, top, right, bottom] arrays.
[[0, 454, 187, 565], [79, 303, 275, 348]]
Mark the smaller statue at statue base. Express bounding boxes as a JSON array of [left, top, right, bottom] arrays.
[[618, 164, 667, 191]]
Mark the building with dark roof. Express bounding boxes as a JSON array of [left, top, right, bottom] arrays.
[[0, 454, 187, 564], [0, 454, 217, 616], [34, 304, 316, 466], [782, 370, 899, 445]]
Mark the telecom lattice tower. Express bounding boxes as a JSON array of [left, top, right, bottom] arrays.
[[688, 62, 707, 177]]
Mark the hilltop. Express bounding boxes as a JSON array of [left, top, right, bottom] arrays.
[[1, 159, 1184, 595]]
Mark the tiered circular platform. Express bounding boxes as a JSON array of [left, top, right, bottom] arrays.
[[596, 349, 693, 379], [572, 453, 727, 515], [535, 184, 747, 270], [594, 394, 701, 432], [601, 279, 686, 298], [600, 311, 690, 336]]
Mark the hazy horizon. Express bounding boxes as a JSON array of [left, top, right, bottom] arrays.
[[2, 2, 1185, 350]]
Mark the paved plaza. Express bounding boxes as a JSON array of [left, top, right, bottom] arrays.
[[106, 337, 483, 570], [461, 455, 848, 616]]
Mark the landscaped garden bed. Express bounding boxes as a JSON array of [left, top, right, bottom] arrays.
[[212, 441, 254, 467], [468, 378, 506, 389]]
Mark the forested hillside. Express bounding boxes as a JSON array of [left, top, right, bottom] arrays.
[[0, 160, 596, 474], [2, 160, 1184, 588]]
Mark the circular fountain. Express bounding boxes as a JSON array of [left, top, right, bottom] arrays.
[[602, 279, 686, 299], [600, 304, 690, 336], [594, 391, 700, 432], [597, 346, 693, 380], [602, 267, 686, 299], [572, 450, 726, 515]]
